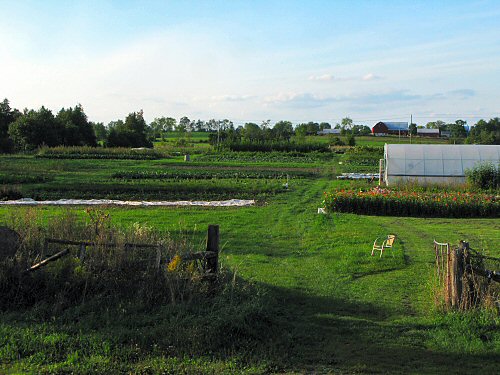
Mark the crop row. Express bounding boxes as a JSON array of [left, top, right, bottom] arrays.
[[226, 142, 330, 153], [15, 179, 287, 201], [322, 188, 499, 218], [36, 146, 168, 160], [0, 174, 52, 184], [112, 169, 313, 180], [197, 151, 335, 163]]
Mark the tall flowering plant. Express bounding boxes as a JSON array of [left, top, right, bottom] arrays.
[[322, 187, 499, 218]]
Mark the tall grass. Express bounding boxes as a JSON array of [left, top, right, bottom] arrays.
[[0, 208, 211, 311]]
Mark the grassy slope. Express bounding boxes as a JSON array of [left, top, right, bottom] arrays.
[[0, 155, 499, 373]]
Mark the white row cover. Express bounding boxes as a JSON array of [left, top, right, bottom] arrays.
[[384, 144, 500, 185], [0, 198, 255, 207]]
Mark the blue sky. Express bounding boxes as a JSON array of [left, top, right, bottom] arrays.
[[1, 0, 499, 126]]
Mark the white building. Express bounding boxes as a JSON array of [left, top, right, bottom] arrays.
[[317, 129, 341, 135], [382, 144, 500, 185]]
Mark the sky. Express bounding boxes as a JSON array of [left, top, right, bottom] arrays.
[[1, 0, 499, 126]]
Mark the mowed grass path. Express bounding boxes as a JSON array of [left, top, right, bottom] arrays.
[[1, 175, 498, 373]]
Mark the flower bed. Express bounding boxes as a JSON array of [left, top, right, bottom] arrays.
[[323, 187, 499, 218]]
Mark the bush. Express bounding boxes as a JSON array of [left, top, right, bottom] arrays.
[[466, 163, 499, 190], [346, 134, 356, 146]]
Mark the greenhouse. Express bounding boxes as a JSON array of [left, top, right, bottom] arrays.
[[382, 144, 500, 185]]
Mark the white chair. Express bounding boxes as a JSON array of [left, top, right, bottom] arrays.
[[371, 235, 396, 257]]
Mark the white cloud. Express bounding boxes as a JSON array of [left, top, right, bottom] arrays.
[[308, 73, 383, 82], [308, 74, 335, 81], [210, 95, 256, 102], [264, 92, 334, 108], [362, 73, 382, 81]]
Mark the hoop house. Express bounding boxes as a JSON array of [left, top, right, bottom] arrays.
[[383, 144, 500, 185]]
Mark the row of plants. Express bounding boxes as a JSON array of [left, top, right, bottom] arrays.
[[0, 173, 52, 184], [36, 146, 168, 160], [197, 151, 335, 164], [226, 141, 330, 153], [322, 187, 499, 217], [339, 146, 384, 172], [112, 169, 314, 180], [15, 179, 286, 201]]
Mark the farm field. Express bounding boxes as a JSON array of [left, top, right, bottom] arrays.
[[306, 134, 451, 147], [0, 150, 499, 374]]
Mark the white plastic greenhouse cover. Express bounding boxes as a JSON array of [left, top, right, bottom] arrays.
[[383, 144, 500, 185]]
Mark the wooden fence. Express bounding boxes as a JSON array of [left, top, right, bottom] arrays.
[[435, 240, 500, 310], [28, 224, 220, 280]]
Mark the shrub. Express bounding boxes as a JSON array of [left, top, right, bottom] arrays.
[[466, 162, 499, 190]]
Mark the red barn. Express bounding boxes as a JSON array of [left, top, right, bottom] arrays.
[[372, 122, 409, 136]]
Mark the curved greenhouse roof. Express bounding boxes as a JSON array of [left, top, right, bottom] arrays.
[[383, 144, 500, 185]]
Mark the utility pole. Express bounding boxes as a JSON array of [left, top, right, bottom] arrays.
[[410, 114, 413, 144]]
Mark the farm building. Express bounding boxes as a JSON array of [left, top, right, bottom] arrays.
[[372, 122, 409, 136], [317, 129, 341, 135], [417, 128, 440, 138], [382, 144, 500, 186]]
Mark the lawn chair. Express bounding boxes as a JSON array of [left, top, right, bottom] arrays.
[[371, 235, 396, 257]]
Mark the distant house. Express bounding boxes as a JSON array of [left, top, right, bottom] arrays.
[[372, 122, 409, 136], [417, 128, 440, 138], [317, 129, 341, 135]]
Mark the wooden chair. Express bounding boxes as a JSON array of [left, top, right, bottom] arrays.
[[371, 235, 396, 257]]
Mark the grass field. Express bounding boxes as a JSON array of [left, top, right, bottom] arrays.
[[0, 151, 498, 374]]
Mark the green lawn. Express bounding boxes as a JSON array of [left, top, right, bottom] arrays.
[[0, 154, 498, 374]]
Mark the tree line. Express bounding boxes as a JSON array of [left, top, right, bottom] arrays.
[[1, 98, 498, 152], [412, 119, 499, 144]]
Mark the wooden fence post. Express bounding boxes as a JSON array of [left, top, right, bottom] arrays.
[[450, 243, 465, 309], [446, 247, 454, 309], [206, 225, 219, 275], [78, 243, 86, 261]]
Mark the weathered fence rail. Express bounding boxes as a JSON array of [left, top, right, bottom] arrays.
[[435, 240, 500, 310], [28, 224, 220, 279]]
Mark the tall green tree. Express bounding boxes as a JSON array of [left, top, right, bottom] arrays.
[[319, 122, 331, 130], [242, 122, 262, 143], [106, 111, 152, 147], [0, 98, 21, 152], [273, 120, 293, 141], [9, 107, 63, 150], [91, 122, 107, 143], [57, 104, 97, 146], [177, 116, 191, 132], [467, 118, 499, 144], [409, 123, 417, 136]]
